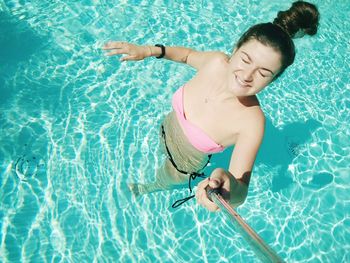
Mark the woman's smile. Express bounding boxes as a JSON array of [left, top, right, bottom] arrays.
[[235, 74, 251, 89]]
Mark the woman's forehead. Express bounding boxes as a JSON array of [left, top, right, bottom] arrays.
[[238, 39, 282, 69]]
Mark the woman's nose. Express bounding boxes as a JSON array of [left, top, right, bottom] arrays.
[[242, 67, 254, 82]]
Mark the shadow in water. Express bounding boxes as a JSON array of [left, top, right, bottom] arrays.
[[258, 118, 321, 192], [0, 10, 48, 104], [0, 12, 46, 64], [206, 118, 322, 192]]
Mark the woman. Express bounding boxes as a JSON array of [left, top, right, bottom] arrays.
[[103, 1, 319, 211]]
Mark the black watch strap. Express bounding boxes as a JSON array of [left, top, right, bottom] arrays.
[[155, 44, 165, 59]]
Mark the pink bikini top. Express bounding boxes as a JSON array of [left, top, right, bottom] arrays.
[[172, 86, 226, 154]]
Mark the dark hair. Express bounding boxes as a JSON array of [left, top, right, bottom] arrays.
[[235, 1, 320, 78], [274, 1, 319, 37]]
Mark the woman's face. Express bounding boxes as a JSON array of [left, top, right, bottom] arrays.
[[227, 39, 282, 97]]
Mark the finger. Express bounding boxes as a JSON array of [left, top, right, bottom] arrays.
[[196, 194, 220, 212], [195, 179, 209, 203], [197, 178, 209, 189], [102, 41, 126, 50], [196, 179, 209, 199], [208, 170, 226, 189], [201, 194, 220, 212], [104, 49, 127, 56], [208, 177, 221, 189], [102, 42, 118, 50], [120, 55, 137, 61], [196, 184, 220, 212]]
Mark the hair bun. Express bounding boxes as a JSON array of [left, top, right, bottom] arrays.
[[273, 1, 320, 38]]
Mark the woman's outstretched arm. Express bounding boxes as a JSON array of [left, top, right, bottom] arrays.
[[102, 41, 226, 70]]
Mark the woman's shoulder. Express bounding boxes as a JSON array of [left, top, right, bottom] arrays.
[[241, 104, 265, 132], [242, 95, 264, 117], [223, 103, 264, 148], [195, 51, 229, 71], [187, 50, 228, 71], [232, 96, 265, 131], [205, 52, 229, 66]]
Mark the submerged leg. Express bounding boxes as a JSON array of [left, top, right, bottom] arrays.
[[129, 159, 188, 197], [130, 112, 208, 197]]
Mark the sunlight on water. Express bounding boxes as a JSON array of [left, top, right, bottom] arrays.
[[1, 0, 349, 262]]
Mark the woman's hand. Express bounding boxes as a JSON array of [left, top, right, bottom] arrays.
[[102, 41, 151, 61], [195, 168, 247, 212]]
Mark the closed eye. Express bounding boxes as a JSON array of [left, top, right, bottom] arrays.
[[259, 71, 267, 77], [241, 57, 250, 64]]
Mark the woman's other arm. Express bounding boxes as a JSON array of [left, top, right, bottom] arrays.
[[196, 108, 265, 212]]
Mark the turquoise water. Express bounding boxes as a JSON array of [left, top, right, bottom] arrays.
[[1, 0, 349, 262]]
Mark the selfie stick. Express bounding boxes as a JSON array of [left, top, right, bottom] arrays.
[[207, 188, 285, 263]]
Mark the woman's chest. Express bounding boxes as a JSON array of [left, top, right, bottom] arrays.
[[183, 88, 243, 145]]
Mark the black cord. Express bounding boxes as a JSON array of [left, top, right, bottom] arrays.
[[161, 125, 211, 208]]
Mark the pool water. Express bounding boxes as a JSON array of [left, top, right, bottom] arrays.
[[1, 0, 349, 262]]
